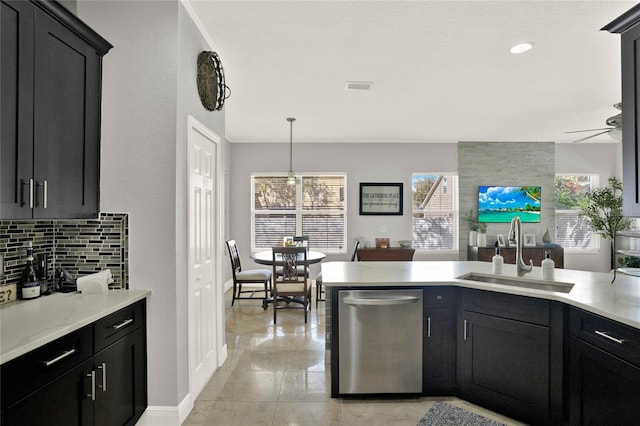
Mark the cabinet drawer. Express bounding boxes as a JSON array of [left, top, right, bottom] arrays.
[[424, 287, 456, 308], [461, 288, 549, 326], [570, 307, 640, 366], [1, 325, 92, 408], [94, 300, 145, 353]]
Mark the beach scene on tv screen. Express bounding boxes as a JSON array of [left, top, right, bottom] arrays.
[[478, 186, 541, 223]]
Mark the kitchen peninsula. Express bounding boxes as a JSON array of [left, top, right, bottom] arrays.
[[322, 260, 640, 425]]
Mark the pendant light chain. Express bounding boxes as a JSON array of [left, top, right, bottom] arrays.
[[287, 117, 296, 185]]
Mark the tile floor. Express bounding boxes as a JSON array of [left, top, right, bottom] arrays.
[[183, 291, 525, 425]]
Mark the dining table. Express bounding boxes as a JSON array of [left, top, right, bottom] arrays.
[[250, 249, 327, 266]]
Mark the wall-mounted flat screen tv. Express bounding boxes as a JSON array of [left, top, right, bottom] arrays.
[[478, 186, 541, 223]]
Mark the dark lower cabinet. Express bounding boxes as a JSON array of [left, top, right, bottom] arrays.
[[457, 311, 550, 425], [1, 300, 147, 426], [569, 337, 640, 425], [5, 359, 94, 425], [457, 288, 561, 426], [423, 287, 456, 393], [94, 328, 147, 426], [569, 307, 640, 425]]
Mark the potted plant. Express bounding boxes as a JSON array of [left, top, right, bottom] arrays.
[[580, 176, 631, 271], [462, 209, 482, 246], [476, 222, 488, 247]]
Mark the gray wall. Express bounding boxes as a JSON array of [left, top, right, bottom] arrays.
[[230, 142, 460, 270], [232, 141, 621, 273], [78, 0, 228, 409]]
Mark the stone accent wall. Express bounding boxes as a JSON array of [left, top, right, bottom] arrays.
[[458, 142, 556, 259], [0, 213, 128, 292]]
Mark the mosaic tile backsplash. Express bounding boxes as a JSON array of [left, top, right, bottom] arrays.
[[0, 213, 128, 292]]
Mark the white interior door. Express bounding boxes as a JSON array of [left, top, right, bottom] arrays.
[[187, 116, 220, 399]]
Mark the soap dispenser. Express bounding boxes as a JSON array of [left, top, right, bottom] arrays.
[[542, 250, 555, 280], [492, 241, 503, 274]]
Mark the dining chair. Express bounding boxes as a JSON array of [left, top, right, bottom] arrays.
[[315, 240, 359, 309], [293, 235, 309, 250], [226, 239, 272, 309], [272, 246, 311, 323], [277, 236, 309, 277]]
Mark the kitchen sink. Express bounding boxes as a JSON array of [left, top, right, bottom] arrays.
[[456, 272, 574, 293]]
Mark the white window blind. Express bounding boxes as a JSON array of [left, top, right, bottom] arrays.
[[252, 174, 346, 252], [555, 175, 599, 251], [411, 174, 458, 251]]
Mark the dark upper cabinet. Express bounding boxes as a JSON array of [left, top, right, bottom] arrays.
[[603, 5, 640, 216], [0, 0, 111, 219], [1, 0, 34, 219]]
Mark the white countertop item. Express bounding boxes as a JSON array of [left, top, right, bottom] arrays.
[[77, 269, 113, 294]]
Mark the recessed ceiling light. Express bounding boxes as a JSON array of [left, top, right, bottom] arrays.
[[510, 42, 534, 54]]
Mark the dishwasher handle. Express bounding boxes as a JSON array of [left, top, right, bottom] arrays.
[[343, 296, 421, 306]]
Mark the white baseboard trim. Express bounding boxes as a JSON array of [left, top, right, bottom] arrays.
[[136, 344, 228, 426], [224, 278, 232, 293], [135, 394, 192, 426]]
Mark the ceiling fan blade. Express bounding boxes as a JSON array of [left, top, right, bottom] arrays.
[[565, 128, 613, 134], [571, 129, 612, 143]]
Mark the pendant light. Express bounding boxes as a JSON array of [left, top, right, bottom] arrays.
[[286, 117, 297, 185]]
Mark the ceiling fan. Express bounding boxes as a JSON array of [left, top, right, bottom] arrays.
[[566, 103, 622, 143]]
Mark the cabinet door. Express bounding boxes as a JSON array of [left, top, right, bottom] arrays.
[[93, 328, 147, 426], [620, 22, 640, 215], [1, 0, 34, 219], [4, 358, 94, 426], [458, 311, 550, 425], [423, 308, 455, 393], [569, 337, 640, 425], [32, 7, 101, 218]]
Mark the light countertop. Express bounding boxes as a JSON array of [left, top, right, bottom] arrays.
[[0, 289, 151, 365], [321, 261, 640, 329]]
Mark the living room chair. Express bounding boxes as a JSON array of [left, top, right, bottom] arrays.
[[272, 246, 311, 323], [226, 239, 272, 309]]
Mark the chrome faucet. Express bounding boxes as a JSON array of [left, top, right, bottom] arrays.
[[508, 216, 533, 277]]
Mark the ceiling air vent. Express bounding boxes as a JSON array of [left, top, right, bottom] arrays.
[[344, 81, 373, 91]]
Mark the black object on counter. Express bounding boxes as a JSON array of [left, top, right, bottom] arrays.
[[55, 267, 77, 293]]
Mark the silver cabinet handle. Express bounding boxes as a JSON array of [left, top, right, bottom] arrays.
[[98, 362, 107, 392], [595, 330, 625, 344], [43, 180, 48, 208], [35, 180, 48, 208], [463, 319, 468, 341], [43, 349, 76, 367], [427, 316, 431, 338], [21, 179, 34, 208], [113, 318, 133, 330], [87, 371, 96, 401]]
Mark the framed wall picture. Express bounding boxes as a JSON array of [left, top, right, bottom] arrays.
[[359, 183, 403, 215], [524, 234, 536, 247], [496, 234, 506, 247]]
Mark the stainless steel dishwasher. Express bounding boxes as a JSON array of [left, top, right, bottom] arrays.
[[338, 289, 423, 394]]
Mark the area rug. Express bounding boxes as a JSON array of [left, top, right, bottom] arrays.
[[417, 401, 508, 426]]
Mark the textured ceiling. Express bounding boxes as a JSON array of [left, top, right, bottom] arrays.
[[187, 0, 636, 144]]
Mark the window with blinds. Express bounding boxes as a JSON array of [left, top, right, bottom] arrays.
[[252, 174, 346, 252], [412, 174, 458, 251], [555, 175, 599, 251]]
